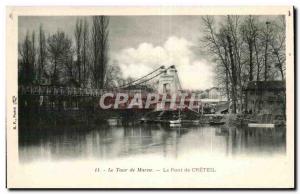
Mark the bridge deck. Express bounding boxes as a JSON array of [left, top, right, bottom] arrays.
[[19, 85, 104, 97], [18, 85, 151, 97]]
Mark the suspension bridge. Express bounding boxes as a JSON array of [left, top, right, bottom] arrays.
[[19, 65, 228, 124], [19, 65, 181, 97], [19, 65, 189, 112]]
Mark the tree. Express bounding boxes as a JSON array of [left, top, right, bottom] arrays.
[[19, 31, 36, 85], [201, 16, 239, 113], [240, 16, 259, 81], [226, 34, 238, 113], [74, 19, 83, 86], [47, 31, 73, 86], [200, 15, 286, 113], [104, 60, 123, 88], [82, 19, 89, 86], [37, 25, 47, 84], [262, 21, 271, 81], [269, 16, 286, 80], [91, 16, 109, 89]]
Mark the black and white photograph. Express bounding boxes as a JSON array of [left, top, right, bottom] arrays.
[[6, 6, 294, 188]]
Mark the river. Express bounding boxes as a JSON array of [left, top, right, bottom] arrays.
[[19, 121, 286, 163]]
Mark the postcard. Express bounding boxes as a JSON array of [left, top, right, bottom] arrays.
[[6, 6, 294, 188]]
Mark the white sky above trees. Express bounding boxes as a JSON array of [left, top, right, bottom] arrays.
[[19, 16, 215, 90], [19, 15, 280, 90]]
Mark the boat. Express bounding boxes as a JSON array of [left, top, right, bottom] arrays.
[[169, 108, 182, 125], [180, 120, 200, 125], [209, 121, 226, 125], [248, 123, 275, 128], [169, 119, 181, 124], [209, 115, 226, 125], [169, 123, 182, 128], [235, 114, 284, 128], [139, 117, 147, 123], [191, 120, 200, 124], [107, 118, 119, 126]]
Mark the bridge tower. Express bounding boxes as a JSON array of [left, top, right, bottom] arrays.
[[157, 65, 182, 94]]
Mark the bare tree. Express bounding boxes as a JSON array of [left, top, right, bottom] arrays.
[[19, 31, 36, 85], [31, 32, 36, 78], [262, 21, 271, 81], [82, 19, 89, 86], [201, 16, 239, 113], [47, 31, 73, 86], [227, 34, 238, 113], [91, 16, 109, 89], [253, 32, 264, 81], [269, 16, 286, 80], [37, 25, 47, 84], [74, 19, 83, 86], [201, 15, 286, 113], [240, 16, 259, 81], [104, 60, 123, 88]]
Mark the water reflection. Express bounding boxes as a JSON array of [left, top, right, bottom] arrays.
[[19, 122, 286, 163]]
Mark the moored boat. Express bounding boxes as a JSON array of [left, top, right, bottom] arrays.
[[248, 123, 275, 128], [169, 119, 181, 124], [209, 115, 226, 125], [209, 121, 226, 125]]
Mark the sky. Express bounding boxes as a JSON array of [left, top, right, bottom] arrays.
[[19, 16, 216, 90]]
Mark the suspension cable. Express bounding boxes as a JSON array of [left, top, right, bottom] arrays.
[[117, 65, 165, 89], [126, 69, 167, 88]]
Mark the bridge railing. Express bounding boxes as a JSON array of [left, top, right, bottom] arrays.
[[19, 85, 105, 97], [18, 85, 151, 97]]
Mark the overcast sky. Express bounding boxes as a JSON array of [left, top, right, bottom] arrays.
[[19, 16, 219, 90]]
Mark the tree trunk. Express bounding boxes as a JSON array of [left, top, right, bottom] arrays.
[[264, 34, 269, 81], [227, 35, 237, 113], [254, 41, 260, 81], [249, 42, 253, 81]]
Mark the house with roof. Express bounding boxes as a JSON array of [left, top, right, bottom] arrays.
[[243, 81, 285, 115]]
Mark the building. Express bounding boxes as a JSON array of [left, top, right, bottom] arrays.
[[200, 87, 227, 101], [195, 87, 228, 114], [208, 87, 218, 99], [208, 87, 226, 100], [244, 81, 285, 115]]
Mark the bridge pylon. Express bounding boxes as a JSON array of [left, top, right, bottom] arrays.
[[157, 65, 182, 94]]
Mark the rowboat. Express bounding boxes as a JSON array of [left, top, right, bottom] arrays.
[[209, 121, 226, 125], [248, 123, 275, 128], [169, 119, 181, 124], [209, 115, 226, 125]]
